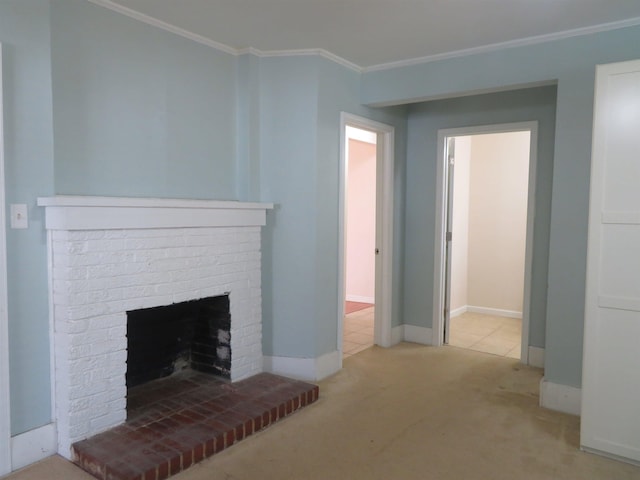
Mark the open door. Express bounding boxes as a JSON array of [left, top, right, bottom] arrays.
[[434, 123, 538, 365], [339, 113, 395, 360], [442, 137, 456, 344]]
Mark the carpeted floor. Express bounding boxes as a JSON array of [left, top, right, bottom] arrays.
[[6, 343, 640, 480]]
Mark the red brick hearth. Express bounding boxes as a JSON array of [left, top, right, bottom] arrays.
[[71, 372, 319, 480]]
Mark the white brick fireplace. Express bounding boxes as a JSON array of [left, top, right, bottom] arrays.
[[37, 196, 272, 458]]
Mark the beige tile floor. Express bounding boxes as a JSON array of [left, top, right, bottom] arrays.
[[343, 306, 374, 358], [448, 311, 522, 358]]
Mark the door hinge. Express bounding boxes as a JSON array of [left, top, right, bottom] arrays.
[[446, 231, 452, 242]]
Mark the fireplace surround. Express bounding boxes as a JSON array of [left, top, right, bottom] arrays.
[[38, 196, 272, 458]]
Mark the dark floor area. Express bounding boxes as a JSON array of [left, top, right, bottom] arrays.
[[71, 370, 319, 480]]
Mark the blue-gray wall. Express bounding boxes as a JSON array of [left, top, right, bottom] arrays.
[[258, 55, 406, 359], [2, 0, 240, 435], [363, 24, 640, 388], [51, 0, 238, 200], [1, 1, 407, 437], [3, 0, 640, 445], [404, 86, 557, 352], [1, 0, 55, 435]]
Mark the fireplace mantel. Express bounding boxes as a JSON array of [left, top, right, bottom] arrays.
[[37, 196, 273, 230], [39, 195, 273, 457]]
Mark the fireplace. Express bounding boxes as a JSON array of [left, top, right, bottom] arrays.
[[38, 196, 273, 459], [127, 295, 232, 389]]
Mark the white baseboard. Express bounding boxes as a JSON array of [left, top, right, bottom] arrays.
[[345, 294, 375, 304], [528, 346, 545, 368], [11, 423, 57, 471], [403, 325, 433, 345], [539, 378, 581, 416], [263, 350, 341, 382], [450, 306, 467, 318], [467, 306, 522, 319], [391, 325, 404, 346]]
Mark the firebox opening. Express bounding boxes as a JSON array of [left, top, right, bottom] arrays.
[[126, 295, 231, 389]]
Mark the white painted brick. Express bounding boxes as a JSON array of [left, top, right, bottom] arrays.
[[52, 223, 265, 449], [84, 239, 126, 252], [67, 230, 106, 241], [104, 230, 127, 239], [52, 266, 88, 281], [89, 411, 125, 434], [125, 236, 185, 250]]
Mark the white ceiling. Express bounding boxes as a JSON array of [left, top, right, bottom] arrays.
[[103, 0, 640, 69]]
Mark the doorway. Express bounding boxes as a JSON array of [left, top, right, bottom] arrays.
[[343, 126, 377, 358], [433, 122, 538, 364], [0, 43, 12, 475], [338, 113, 395, 362]]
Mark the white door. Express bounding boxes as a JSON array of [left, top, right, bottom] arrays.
[[443, 138, 455, 344], [0, 43, 11, 475], [582, 59, 640, 463], [339, 113, 394, 354]]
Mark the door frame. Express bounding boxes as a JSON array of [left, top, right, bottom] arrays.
[[0, 43, 12, 475], [433, 121, 538, 364], [338, 112, 395, 359]]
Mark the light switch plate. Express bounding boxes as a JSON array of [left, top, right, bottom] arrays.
[[10, 204, 28, 229]]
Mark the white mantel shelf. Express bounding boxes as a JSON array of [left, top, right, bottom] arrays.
[[37, 196, 274, 230]]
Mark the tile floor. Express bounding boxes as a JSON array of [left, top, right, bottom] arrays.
[[343, 306, 374, 358], [343, 309, 521, 359], [448, 311, 522, 358]]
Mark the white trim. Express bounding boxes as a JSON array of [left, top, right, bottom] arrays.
[[263, 351, 341, 382], [86, 0, 237, 54], [450, 306, 467, 318], [466, 306, 522, 319], [434, 122, 538, 367], [36, 195, 271, 209], [580, 447, 640, 468], [86, 1, 362, 73], [46, 231, 56, 458], [37, 196, 273, 230], [391, 325, 404, 346], [254, 48, 361, 73], [0, 43, 11, 477], [10, 424, 57, 471], [345, 295, 375, 304], [403, 325, 433, 345], [528, 346, 545, 369], [339, 113, 395, 354], [363, 17, 640, 73], [84, 1, 640, 75], [346, 126, 377, 145], [539, 378, 581, 416]]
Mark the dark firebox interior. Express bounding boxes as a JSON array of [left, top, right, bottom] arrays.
[[126, 295, 231, 388]]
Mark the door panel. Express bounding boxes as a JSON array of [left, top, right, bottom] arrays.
[[443, 137, 455, 344], [582, 59, 640, 462]]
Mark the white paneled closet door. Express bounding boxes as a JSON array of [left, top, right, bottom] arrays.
[[582, 59, 640, 464]]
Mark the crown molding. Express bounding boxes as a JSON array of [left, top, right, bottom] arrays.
[[87, 1, 362, 72], [86, 1, 640, 75], [363, 16, 640, 73], [253, 48, 361, 72], [86, 0, 237, 54]]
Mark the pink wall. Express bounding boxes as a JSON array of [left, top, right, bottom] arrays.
[[346, 139, 376, 302]]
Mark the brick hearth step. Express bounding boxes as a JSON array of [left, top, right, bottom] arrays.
[[71, 372, 319, 480]]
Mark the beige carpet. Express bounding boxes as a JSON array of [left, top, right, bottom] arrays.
[[6, 343, 640, 480]]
